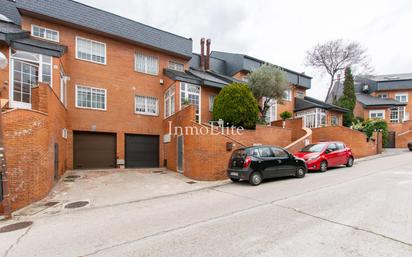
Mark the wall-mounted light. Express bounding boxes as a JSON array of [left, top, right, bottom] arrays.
[[159, 79, 164, 85]]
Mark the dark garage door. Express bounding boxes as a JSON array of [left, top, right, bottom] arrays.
[[125, 134, 159, 168], [74, 132, 116, 169]]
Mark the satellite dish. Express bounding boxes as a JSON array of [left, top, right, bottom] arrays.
[[0, 52, 8, 70]]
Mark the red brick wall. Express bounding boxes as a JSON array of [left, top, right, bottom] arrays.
[[312, 126, 381, 158], [2, 83, 68, 212], [396, 131, 412, 148], [163, 105, 294, 180], [200, 85, 219, 123]]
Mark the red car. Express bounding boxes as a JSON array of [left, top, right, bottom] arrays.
[[294, 142, 354, 172]]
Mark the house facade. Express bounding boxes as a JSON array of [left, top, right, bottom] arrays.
[[327, 73, 412, 147]]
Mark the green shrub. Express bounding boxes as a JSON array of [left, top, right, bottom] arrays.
[[353, 119, 388, 144], [213, 83, 259, 129], [280, 111, 292, 120]]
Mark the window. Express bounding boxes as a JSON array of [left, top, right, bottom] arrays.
[[76, 85, 106, 110], [135, 95, 158, 115], [209, 95, 216, 112], [296, 91, 305, 99], [378, 93, 388, 99], [258, 147, 274, 158], [295, 108, 326, 128], [76, 37, 106, 64], [327, 143, 338, 152], [336, 143, 345, 150], [264, 98, 277, 123], [10, 50, 52, 108], [164, 86, 175, 118], [168, 61, 184, 72], [283, 89, 292, 101], [271, 147, 289, 158], [180, 82, 201, 122], [395, 93, 408, 103], [331, 115, 339, 126], [31, 25, 59, 42], [369, 110, 385, 119], [135, 53, 158, 75], [390, 107, 405, 123]]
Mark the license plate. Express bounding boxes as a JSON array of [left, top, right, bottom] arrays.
[[230, 172, 238, 176]]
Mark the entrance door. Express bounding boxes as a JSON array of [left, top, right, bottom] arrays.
[[385, 131, 396, 148], [177, 136, 183, 173], [73, 132, 116, 169], [125, 134, 159, 168]]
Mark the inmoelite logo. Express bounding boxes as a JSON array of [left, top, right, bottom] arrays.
[[167, 120, 244, 136]]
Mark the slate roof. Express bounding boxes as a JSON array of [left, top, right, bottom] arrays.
[[11, 37, 67, 57], [0, 0, 21, 24], [295, 96, 349, 113], [13, 0, 192, 58], [356, 93, 406, 107], [370, 73, 412, 82], [0, 20, 28, 44]]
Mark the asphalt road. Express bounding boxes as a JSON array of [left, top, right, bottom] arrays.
[[1, 151, 412, 257]]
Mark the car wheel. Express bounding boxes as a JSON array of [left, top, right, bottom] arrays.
[[249, 172, 262, 186], [320, 161, 328, 172], [230, 178, 240, 182], [346, 156, 354, 167], [295, 166, 306, 178]]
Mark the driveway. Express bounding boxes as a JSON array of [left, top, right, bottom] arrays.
[[1, 150, 411, 257], [12, 168, 228, 218]]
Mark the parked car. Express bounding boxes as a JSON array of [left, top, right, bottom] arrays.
[[294, 142, 354, 172], [408, 141, 412, 151], [227, 145, 307, 186]]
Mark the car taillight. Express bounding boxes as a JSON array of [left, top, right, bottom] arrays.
[[243, 156, 252, 168]]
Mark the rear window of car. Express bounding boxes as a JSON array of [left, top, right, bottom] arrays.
[[231, 149, 247, 159]]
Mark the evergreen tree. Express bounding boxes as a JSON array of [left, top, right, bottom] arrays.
[[337, 67, 356, 126]]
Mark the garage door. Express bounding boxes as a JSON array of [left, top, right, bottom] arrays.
[[125, 134, 159, 168], [73, 132, 116, 169]]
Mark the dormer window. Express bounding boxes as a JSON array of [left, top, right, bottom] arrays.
[[168, 61, 184, 72], [31, 25, 59, 42]]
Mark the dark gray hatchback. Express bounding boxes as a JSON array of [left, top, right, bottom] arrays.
[[227, 145, 307, 186]]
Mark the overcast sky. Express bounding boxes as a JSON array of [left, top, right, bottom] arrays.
[[79, 0, 412, 100]]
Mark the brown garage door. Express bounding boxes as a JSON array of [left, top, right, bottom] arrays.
[[125, 134, 159, 168], [74, 132, 116, 169]]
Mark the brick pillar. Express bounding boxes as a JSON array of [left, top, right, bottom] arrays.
[[0, 111, 11, 217], [31, 84, 49, 113]]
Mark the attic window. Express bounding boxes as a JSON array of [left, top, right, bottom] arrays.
[[31, 25, 59, 42], [168, 61, 184, 72]]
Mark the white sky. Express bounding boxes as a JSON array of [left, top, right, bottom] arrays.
[[78, 0, 412, 100]]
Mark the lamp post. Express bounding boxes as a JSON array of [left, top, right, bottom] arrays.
[[0, 50, 10, 217]]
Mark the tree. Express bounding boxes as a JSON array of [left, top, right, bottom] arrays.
[[336, 67, 356, 126], [213, 83, 259, 129], [247, 64, 289, 119], [280, 111, 292, 120], [304, 39, 371, 101]]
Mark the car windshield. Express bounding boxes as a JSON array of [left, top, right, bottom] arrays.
[[300, 143, 327, 153]]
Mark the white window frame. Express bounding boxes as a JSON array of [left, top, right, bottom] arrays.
[[283, 89, 292, 101], [135, 52, 159, 75], [377, 93, 388, 99], [369, 110, 385, 119], [209, 95, 216, 112], [75, 36, 107, 65], [296, 108, 326, 128], [395, 93, 408, 103], [168, 61, 184, 72], [75, 85, 107, 111], [164, 86, 175, 118], [31, 24, 59, 42], [180, 82, 201, 123], [135, 95, 159, 116], [264, 98, 277, 123]]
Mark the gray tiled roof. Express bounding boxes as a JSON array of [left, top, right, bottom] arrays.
[[295, 96, 348, 113], [11, 37, 67, 57], [0, 0, 21, 24], [356, 93, 406, 107], [370, 73, 412, 81], [14, 0, 192, 58]]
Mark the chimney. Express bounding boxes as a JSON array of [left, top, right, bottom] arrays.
[[200, 38, 205, 70], [205, 39, 211, 70]]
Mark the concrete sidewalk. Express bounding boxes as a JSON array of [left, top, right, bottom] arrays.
[[12, 168, 229, 218]]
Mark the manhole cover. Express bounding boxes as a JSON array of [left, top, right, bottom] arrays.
[[186, 181, 197, 184], [0, 221, 33, 233], [44, 201, 59, 207], [65, 175, 80, 179], [64, 201, 89, 209]]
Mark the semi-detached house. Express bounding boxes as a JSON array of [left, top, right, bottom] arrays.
[[0, 0, 346, 213]]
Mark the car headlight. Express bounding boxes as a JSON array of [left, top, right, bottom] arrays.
[[308, 155, 320, 161]]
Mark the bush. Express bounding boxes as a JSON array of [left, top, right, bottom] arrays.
[[213, 83, 259, 129], [280, 111, 292, 120], [352, 119, 388, 144]]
